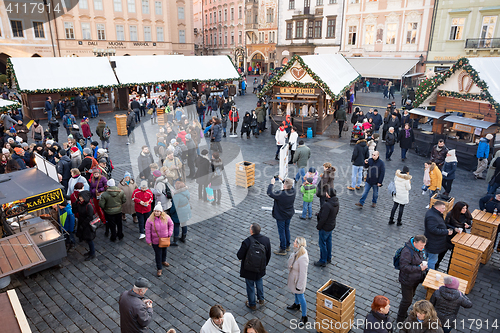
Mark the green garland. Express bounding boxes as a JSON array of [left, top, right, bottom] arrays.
[[257, 54, 360, 101], [414, 57, 500, 114], [0, 101, 21, 113], [116, 77, 241, 89]]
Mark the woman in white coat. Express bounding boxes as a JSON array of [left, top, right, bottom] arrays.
[[286, 237, 309, 325], [389, 166, 411, 226]]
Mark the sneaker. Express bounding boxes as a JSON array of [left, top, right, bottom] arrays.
[[355, 186, 360, 190], [274, 249, 287, 256], [258, 299, 265, 305], [245, 301, 257, 310], [139, 234, 146, 240], [314, 261, 326, 267], [422, 190, 426, 195], [299, 216, 306, 220], [85, 255, 96, 261], [126, 142, 130, 145], [371, 203, 376, 208], [285, 247, 291, 252], [347, 186, 355, 191], [355, 203, 363, 208], [425, 204, 429, 209]]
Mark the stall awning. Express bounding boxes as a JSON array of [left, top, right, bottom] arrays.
[[443, 115, 498, 129], [0, 99, 20, 112], [467, 58, 500, 108], [408, 108, 449, 119], [346, 58, 420, 80]]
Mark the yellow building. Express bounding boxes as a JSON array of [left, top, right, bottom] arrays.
[[0, 0, 194, 74], [426, 0, 500, 72]]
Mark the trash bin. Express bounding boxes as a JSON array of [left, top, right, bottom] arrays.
[[115, 114, 127, 136], [235, 161, 255, 188], [316, 280, 355, 333]]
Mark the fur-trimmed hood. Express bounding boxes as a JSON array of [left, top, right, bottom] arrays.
[[396, 169, 412, 180]]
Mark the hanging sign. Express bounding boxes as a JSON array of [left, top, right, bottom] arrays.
[[279, 87, 315, 94], [2, 189, 64, 218], [452, 123, 474, 134]]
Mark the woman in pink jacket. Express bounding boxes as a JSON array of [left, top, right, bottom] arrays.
[[145, 204, 174, 277]]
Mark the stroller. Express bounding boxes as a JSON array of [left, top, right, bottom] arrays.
[[350, 122, 365, 144]]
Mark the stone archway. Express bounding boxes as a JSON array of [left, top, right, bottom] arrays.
[[249, 51, 266, 74], [0, 53, 11, 75]]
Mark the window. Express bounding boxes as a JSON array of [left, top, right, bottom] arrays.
[[142, 0, 149, 14], [267, 8, 274, 23], [156, 27, 164, 41], [255, 15, 258, 24], [128, 0, 135, 12], [329, 0, 337, 3], [33, 22, 45, 38], [259, 32, 262, 43], [347, 25, 357, 45], [79, 0, 88, 9], [308, 21, 314, 38], [81, 22, 91, 39], [289, 0, 295, 9], [449, 18, 465, 40], [326, 18, 336, 38], [314, 20, 322, 38], [219, 11, 221, 22], [231, 31, 234, 44], [386, 23, 397, 44], [114, 0, 122, 11], [116, 25, 125, 40], [305, 0, 310, 6], [238, 31, 242, 44], [219, 32, 221, 45], [62, 0, 71, 8], [214, 11, 217, 23], [179, 30, 186, 43], [94, 0, 103, 10], [224, 32, 227, 44], [129, 25, 138, 40], [205, 14, 207, 24], [480, 16, 497, 39], [317, 0, 323, 5], [230, 8, 234, 21], [269, 32, 272, 42], [210, 33, 212, 45], [96, 23, 106, 40], [296, 21, 303, 38], [210, 13, 212, 24], [144, 26, 151, 41], [224, 9, 227, 21], [365, 24, 374, 44], [377, 28, 383, 41], [286, 22, 293, 39], [155, 1, 162, 15], [238, 6, 242, 19], [178, 7, 185, 19], [406, 22, 417, 44], [64, 22, 74, 39]]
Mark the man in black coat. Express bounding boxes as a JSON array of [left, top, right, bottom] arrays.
[[348, 139, 369, 190], [56, 150, 72, 192], [396, 235, 428, 323], [236, 223, 271, 310], [119, 277, 154, 333], [131, 97, 141, 123], [315, 188, 339, 267], [424, 201, 452, 271], [356, 151, 385, 208], [385, 127, 396, 161], [267, 177, 296, 256], [430, 139, 449, 170], [137, 146, 154, 181]]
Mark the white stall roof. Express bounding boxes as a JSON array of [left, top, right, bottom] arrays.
[[409, 108, 449, 119], [443, 115, 497, 129], [346, 57, 419, 80], [0, 99, 19, 108], [111, 55, 240, 85], [467, 58, 500, 105], [9, 57, 119, 92]]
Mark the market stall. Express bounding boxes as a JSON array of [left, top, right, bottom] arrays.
[[412, 57, 500, 169], [7, 57, 119, 120], [0, 99, 21, 114], [0, 168, 66, 278], [259, 54, 360, 135]]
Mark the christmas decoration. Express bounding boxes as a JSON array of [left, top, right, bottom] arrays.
[[0, 100, 21, 113]]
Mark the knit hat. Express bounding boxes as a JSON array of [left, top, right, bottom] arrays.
[[308, 167, 316, 173], [21, 142, 28, 148], [134, 277, 151, 288], [124, 171, 131, 178], [7, 137, 14, 142], [46, 140, 54, 146], [15, 136, 23, 143], [82, 117, 88, 122], [140, 180, 148, 188], [83, 148, 92, 155], [486, 133, 494, 140], [444, 276, 459, 290], [9, 127, 16, 133], [91, 168, 101, 174], [107, 179, 115, 187], [306, 177, 313, 183], [14, 147, 23, 155], [153, 170, 162, 178], [2, 148, 9, 154], [170, 139, 177, 145], [153, 203, 163, 212], [185, 133, 191, 139], [68, 134, 74, 139], [97, 148, 106, 155]]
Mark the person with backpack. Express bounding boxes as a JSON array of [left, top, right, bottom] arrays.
[[95, 119, 110, 150], [396, 234, 428, 323], [78, 148, 98, 181], [389, 166, 412, 226], [236, 223, 271, 310]]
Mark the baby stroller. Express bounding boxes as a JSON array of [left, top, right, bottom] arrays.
[[350, 122, 365, 144]]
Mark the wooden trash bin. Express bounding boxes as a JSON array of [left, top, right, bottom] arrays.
[[316, 280, 355, 333], [115, 114, 127, 136], [422, 269, 468, 300], [157, 107, 166, 126], [429, 193, 455, 215], [236, 161, 255, 188], [449, 233, 491, 293], [471, 209, 500, 264]]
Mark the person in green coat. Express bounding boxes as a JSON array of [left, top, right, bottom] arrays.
[[334, 101, 347, 138], [256, 102, 266, 133], [99, 179, 127, 241], [401, 84, 408, 106], [293, 141, 311, 184], [300, 177, 317, 220]]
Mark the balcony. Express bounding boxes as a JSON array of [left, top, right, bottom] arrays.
[[246, 23, 258, 30], [465, 38, 500, 49]]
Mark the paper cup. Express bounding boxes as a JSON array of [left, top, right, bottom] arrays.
[[458, 228, 463, 233], [435, 273, 441, 281], [422, 261, 428, 267]]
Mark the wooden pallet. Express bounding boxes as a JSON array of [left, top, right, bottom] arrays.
[[114, 114, 127, 136], [315, 280, 355, 333], [471, 209, 500, 264], [430, 194, 455, 215]]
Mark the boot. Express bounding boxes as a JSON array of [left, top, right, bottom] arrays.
[[300, 316, 308, 325], [151, 118, 154, 125], [223, 133, 226, 138], [122, 213, 126, 221], [241, 133, 243, 138], [157, 269, 162, 277], [133, 215, 138, 223], [397, 220, 403, 226], [287, 303, 300, 310], [171, 237, 179, 246], [388, 219, 395, 225], [180, 234, 186, 243], [275, 155, 279, 160]]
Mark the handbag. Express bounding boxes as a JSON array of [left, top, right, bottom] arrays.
[[342, 123, 349, 132], [147, 108, 154, 115], [90, 216, 102, 231], [154, 220, 171, 248], [206, 185, 214, 202], [34, 131, 42, 141]]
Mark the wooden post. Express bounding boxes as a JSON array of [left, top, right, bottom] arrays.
[[317, 92, 324, 134]]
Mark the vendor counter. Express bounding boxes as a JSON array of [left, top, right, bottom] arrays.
[[270, 115, 317, 137]]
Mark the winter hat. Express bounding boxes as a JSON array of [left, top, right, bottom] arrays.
[[185, 133, 191, 139], [14, 147, 23, 155], [134, 277, 151, 288], [153, 203, 163, 212], [46, 140, 54, 146], [68, 134, 74, 139], [140, 180, 148, 188], [97, 148, 106, 155], [486, 133, 494, 140], [444, 276, 459, 290], [402, 166, 410, 174], [308, 167, 316, 173], [170, 139, 177, 145], [9, 127, 16, 133], [82, 117, 88, 122], [91, 141, 99, 147], [124, 171, 131, 178], [153, 170, 162, 178], [99, 158, 107, 164], [83, 148, 92, 155], [91, 168, 101, 174], [15, 136, 23, 143], [2, 148, 9, 154], [7, 137, 14, 143], [306, 177, 313, 183], [21, 142, 28, 148], [72, 124, 79, 129], [201, 149, 208, 156]]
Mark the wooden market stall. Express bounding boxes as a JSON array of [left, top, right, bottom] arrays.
[[259, 54, 360, 136], [410, 57, 500, 170]]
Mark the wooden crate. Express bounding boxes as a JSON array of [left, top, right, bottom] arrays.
[[235, 161, 255, 188], [316, 280, 355, 333], [470, 209, 500, 264], [115, 114, 127, 136], [157, 113, 166, 126], [423, 269, 468, 299], [429, 194, 455, 215]]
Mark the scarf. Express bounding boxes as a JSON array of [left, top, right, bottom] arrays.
[[423, 168, 431, 186], [125, 180, 130, 185], [405, 129, 411, 138]]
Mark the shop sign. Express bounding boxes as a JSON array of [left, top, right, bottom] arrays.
[[452, 123, 474, 134], [279, 87, 315, 94], [2, 189, 64, 218]]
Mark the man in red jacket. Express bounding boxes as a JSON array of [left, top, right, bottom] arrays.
[[81, 117, 92, 148], [132, 180, 153, 240]]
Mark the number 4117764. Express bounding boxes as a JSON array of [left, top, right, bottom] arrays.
[[444, 319, 498, 330], [5, 2, 62, 14]]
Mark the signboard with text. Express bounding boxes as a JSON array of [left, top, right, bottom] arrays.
[[452, 123, 474, 134], [2, 189, 64, 218], [279, 87, 316, 94]]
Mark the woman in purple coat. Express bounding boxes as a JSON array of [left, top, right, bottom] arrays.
[[89, 168, 108, 235]]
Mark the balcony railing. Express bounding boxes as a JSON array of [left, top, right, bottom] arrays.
[[465, 38, 500, 49]]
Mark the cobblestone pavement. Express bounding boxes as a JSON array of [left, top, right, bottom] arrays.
[[10, 88, 500, 333]]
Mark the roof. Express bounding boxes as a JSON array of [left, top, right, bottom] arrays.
[[442, 115, 497, 129], [346, 57, 420, 80], [111, 55, 240, 85], [467, 58, 500, 109], [0, 99, 20, 112], [259, 54, 360, 99], [408, 108, 449, 119], [8, 57, 119, 93]]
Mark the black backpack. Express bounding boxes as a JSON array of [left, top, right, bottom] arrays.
[[244, 236, 267, 273]]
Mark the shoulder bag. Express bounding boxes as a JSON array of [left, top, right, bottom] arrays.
[[154, 220, 170, 248]]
